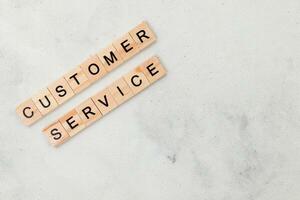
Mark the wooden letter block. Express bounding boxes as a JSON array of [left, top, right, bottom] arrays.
[[75, 98, 102, 126], [64, 66, 91, 94], [48, 77, 74, 105], [113, 33, 139, 61], [16, 98, 42, 126], [123, 67, 150, 94], [80, 55, 107, 84], [43, 121, 70, 147], [138, 56, 167, 84], [97, 44, 123, 72], [129, 21, 156, 50], [108, 78, 134, 105], [59, 109, 85, 137], [91, 87, 118, 115], [32, 88, 58, 115]]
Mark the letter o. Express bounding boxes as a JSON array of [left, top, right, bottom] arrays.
[[88, 64, 100, 75]]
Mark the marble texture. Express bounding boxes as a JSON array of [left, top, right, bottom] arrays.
[[0, 0, 299, 199]]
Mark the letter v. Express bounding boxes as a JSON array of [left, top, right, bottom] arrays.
[[97, 95, 109, 107]]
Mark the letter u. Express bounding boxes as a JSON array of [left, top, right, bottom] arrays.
[[39, 96, 51, 108]]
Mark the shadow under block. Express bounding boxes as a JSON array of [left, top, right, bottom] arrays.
[[48, 77, 75, 105], [91, 87, 118, 115], [113, 33, 140, 61], [43, 56, 167, 147], [123, 67, 150, 94], [16, 99, 42, 126], [80, 55, 107, 84], [64, 66, 91, 94], [108, 78, 134, 105], [59, 109, 86, 137], [75, 98, 102, 126], [138, 56, 167, 84], [129, 21, 156, 50], [32, 88, 58, 115], [43, 121, 70, 147]]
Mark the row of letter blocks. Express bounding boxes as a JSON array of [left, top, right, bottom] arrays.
[[16, 21, 156, 126], [16, 21, 167, 147], [44, 56, 166, 146]]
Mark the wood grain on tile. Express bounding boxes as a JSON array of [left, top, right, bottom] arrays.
[[97, 44, 123, 72], [123, 67, 150, 94], [80, 55, 107, 84], [138, 56, 167, 84], [32, 88, 58, 115], [48, 77, 74, 105], [108, 78, 134, 105], [16, 99, 42, 126], [59, 109, 85, 137], [75, 98, 102, 126], [129, 21, 156, 50], [64, 66, 91, 94], [113, 33, 139, 61], [43, 121, 70, 147], [91, 87, 118, 115]]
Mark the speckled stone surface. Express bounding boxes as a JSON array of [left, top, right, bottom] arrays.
[[0, 0, 299, 199]]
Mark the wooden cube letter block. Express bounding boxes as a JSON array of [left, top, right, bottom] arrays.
[[43, 121, 70, 147], [138, 56, 167, 84], [75, 98, 102, 126], [129, 21, 156, 50], [97, 44, 123, 72], [113, 33, 139, 61], [32, 88, 58, 115], [48, 77, 75, 105], [80, 55, 107, 84], [64, 66, 91, 94], [59, 109, 85, 137], [91, 87, 118, 115], [123, 67, 150, 94], [16, 98, 42, 126], [108, 78, 134, 105]]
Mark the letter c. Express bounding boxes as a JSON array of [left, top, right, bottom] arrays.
[[131, 75, 142, 87], [23, 107, 34, 118]]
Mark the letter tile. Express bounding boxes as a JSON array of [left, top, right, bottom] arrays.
[[64, 66, 91, 94], [32, 88, 58, 115], [138, 56, 167, 84], [97, 44, 123, 72], [75, 98, 102, 126], [48, 77, 74, 105], [16, 98, 42, 126], [108, 78, 134, 105], [123, 67, 150, 94], [129, 21, 156, 50], [91, 87, 118, 115], [43, 121, 70, 147], [59, 109, 85, 137], [80, 55, 107, 84], [113, 33, 139, 61]]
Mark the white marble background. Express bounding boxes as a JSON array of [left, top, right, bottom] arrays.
[[0, 0, 299, 199]]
